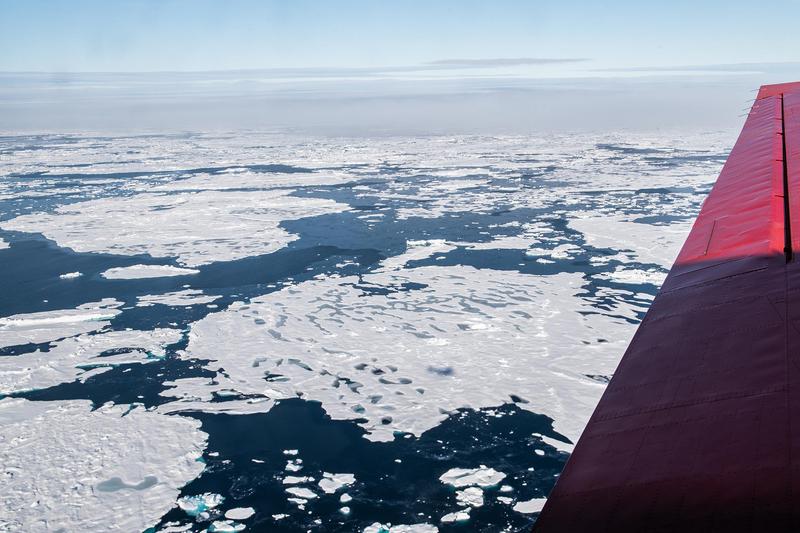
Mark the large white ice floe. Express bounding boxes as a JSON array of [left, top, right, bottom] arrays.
[[318, 472, 356, 494], [0, 398, 207, 532], [161, 264, 635, 444], [0, 298, 122, 348], [137, 289, 220, 307], [513, 497, 548, 514], [2, 190, 349, 267], [101, 264, 200, 279], [0, 327, 182, 394], [568, 216, 692, 270], [439, 466, 506, 488]]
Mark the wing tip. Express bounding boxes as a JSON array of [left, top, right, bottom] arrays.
[[757, 81, 800, 100]]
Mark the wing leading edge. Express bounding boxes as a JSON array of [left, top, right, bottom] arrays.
[[533, 81, 800, 532]]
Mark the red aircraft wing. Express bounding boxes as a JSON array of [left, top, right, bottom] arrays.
[[533, 81, 800, 532]]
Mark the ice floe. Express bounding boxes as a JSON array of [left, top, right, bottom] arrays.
[[593, 266, 668, 286], [137, 289, 220, 307], [455, 486, 485, 507], [0, 327, 182, 394], [177, 492, 224, 516], [0, 298, 122, 348], [440, 466, 506, 488], [59, 271, 83, 279], [318, 472, 356, 494], [513, 497, 548, 514], [208, 520, 245, 532], [569, 216, 692, 269], [364, 523, 439, 533], [3, 190, 349, 266], [101, 264, 200, 279], [286, 486, 318, 500], [440, 509, 471, 524], [0, 398, 206, 532], [224, 507, 255, 520], [162, 265, 634, 443]]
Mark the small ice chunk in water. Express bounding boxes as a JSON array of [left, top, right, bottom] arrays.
[[363, 523, 439, 533], [177, 493, 224, 516], [439, 465, 505, 488], [440, 508, 471, 523], [59, 271, 83, 279], [208, 520, 245, 532], [224, 507, 255, 520], [286, 487, 317, 499], [513, 497, 548, 514], [318, 472, 356, 494], [283, 475, 313, 485], [456, 486, 484, 507], [285, 459, 302, 472], [340, 493, 353, 503]]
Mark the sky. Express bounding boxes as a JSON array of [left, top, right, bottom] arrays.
[[2, 0, 800, 73], [1, 0, 799, 134]]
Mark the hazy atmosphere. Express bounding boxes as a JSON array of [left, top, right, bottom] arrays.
[[3, 0, 799, 133]]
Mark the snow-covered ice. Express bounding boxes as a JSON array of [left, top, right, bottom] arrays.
[[318, 472, 356, 494], [0, 398, 207, 532], [101, 264, 200, 279], [0, 298, 122, 348], [137, 289, 220, 307], [224, 507, 256, 520], [364, 523, 439, 533], [513, 497, 548, 514], [162, 264, 633, 443], [0, 327, 182, 394], [4, 190, 350, 266], [439, 466, 506, 488]]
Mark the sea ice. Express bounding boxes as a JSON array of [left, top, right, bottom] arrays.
[[456, 486, 484, 507], [439, 466, 506, 488], [224, 507, 255, 520], [3, 190, 349, 266], [208, 519, 245, 532], [137, 289, 220, 307], [0, 298, 122, 348], [569, 216, 692, 269], [364, 523, 439, 533], [318, 472, 356, 494], [162, 265, 633, 443], [0, 398, 207, 532], [440, 509, 471, 523], [0, 327, 182, 394], [101, 264, 200, 279], [286, 487, 317, 499], [177, 492, 224, 516], [513, 497, 548, 514]]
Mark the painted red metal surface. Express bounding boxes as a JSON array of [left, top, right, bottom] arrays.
[[757, 81, 800, 100], [534, 82, 800, 532]]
